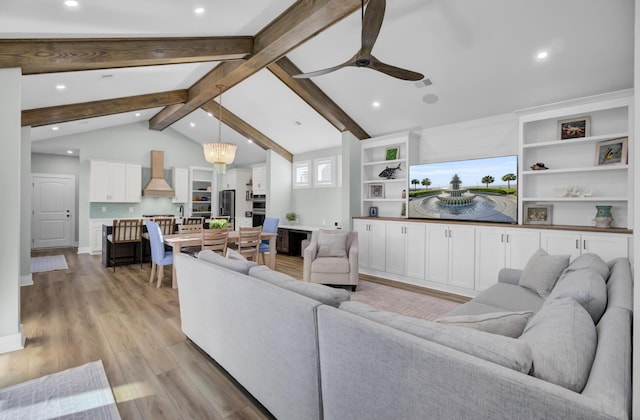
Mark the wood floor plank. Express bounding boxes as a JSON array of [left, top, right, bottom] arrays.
[[156, 367, 223, 420]]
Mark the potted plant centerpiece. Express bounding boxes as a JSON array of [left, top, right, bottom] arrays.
[[209, 218, 229, 230], [286, 212, 297, 225]]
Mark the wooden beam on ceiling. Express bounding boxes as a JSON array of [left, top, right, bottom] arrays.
[[22, 90, 187, 127], [149, 0, 364, 131], [267, 56, 370, 140], [1, 37, 253, 74], [201, 101, 293, 162]]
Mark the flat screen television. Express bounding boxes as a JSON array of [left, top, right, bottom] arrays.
[[408, 155, 518, 224]]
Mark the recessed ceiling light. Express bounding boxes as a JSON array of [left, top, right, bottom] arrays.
[[372, 101, 381, 108], [536, 51, 549, 60], [64, 0, 79, 7], [422, 94, 439, 104], [293, 120, 302, 126], [134, 112, 141, 117], [52, 126, 59, 131], [66, 150, 74, 154], [56, 84, 66, 90], [248, 139, 253, 144], [207, 112, 213, 117], [194, 7, 205, 14], [190, 122, 196, 127]]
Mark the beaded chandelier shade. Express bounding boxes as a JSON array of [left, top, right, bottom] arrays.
[[203, 86, 236, 174]]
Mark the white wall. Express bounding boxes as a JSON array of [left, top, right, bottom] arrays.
[[341, 131, 361, 230], [0, 68, 24, 353], [266, 150, 292, 224], [632, 1, 639, 417], [20, 128, 32, 287]]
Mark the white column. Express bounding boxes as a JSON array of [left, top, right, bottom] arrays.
[[632, 0, 639, 416], [341, 131, 361, 230], [20, 126, 33, 287], [0, 68, 25, 353]]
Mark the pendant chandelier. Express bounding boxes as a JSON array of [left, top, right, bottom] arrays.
[[203, 85, 237, 174]]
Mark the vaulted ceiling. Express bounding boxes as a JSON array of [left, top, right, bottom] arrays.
[[1, 0, 634, 165]]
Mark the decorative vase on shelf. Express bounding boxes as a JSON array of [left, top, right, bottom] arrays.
[[594, 205, 614, 228]]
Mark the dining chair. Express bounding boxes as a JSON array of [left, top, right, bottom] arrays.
[[201, 229, 229, 255], [237, 226, 262, 262], [108, 219, 143, 272], [178, 223, 203, 233], [259, 217, 279, 265], [182, 217, 204, 226], [153, 217, 176, 235], [145, 221, 173, 287]]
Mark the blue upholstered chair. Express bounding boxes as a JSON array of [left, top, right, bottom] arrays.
[[259, 217, 279, 265], [145, 221, 174, 288]]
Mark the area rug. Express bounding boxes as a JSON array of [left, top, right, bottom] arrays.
[[0, 360, 120, 419], [30, 255, 68, 273], [351, 280, 461, 320]]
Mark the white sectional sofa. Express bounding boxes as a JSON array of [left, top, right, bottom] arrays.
[[175, 249, 633, 420]]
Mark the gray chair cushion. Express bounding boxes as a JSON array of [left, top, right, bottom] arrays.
[[546, 269, 607, 323], [559, 252, 609, 281], [518, 248, 570, 298], [474, 283, 545, 313], [311, 257, 350, 274], [435, 311, 533, 338], [248, 265, 350, 308], [198, 249, 257, 275], [316, 229, 349, 258], [340, 301, 533, 374], [519, 297, 597, 393]]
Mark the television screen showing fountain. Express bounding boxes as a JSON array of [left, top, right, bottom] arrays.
[[408, 155, 518, 224]]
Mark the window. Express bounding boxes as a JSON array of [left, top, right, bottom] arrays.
[[314, 157, 335, 188], [293, 160, 310, 189]]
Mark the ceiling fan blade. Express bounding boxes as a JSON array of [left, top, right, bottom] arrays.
[[369, 57, 424, 81], [361, 0, 386, 55], [292, 55, 358, 79]]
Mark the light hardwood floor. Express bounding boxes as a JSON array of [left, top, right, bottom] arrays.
[[1, 248, 276, 420]]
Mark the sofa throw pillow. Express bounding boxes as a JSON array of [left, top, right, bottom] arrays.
[[518, 248, 570, 298], [317, 230, 349, 258], [435, 311, 534, 338], [226, 248, 247, 261], [559, 253, 609, 282], [546, 269, 607, 323], [249, 265, 350, 307], [340, 301, 533, 374], [519, 297, 597, 393], [198, 249, 257, 275]]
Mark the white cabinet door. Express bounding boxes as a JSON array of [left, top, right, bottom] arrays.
[[405, 223, 426, 280], [505, 228, 540, 269], [354, 219, 386, 272], [541, 231, 581, 260], [252, 165, 267, 194], [353, 220, 370, 268], [108, 162, 127, 202], [426, 224, 450, 285], [125, 164, 141, 203], [582, 234, 629, 261], [89, 219, 109, 255], [89, 161, 110, 202], [448, 226, 475, 289], [385, 222, 405, 276], [172, 167, 189, 203], [475, 227, 507, 291]]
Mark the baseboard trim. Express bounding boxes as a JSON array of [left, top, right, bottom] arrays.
[[0, 324, 25, 354], [20, 274, 33, 287], [360, 273, 471, 304], [77, 246, 92, 254]]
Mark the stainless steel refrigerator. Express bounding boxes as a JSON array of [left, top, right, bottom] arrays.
[[219, 189, 235, 224]]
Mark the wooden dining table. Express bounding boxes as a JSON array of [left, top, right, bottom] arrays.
[[163, 231, 277, 288]]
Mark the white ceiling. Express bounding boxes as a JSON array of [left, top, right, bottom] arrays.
[[6, 0, 635, 163]]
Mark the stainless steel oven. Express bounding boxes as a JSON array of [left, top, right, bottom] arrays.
[[252, 194, 266, 226]]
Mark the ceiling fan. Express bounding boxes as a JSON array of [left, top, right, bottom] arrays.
[[293, 0, 424, 81]]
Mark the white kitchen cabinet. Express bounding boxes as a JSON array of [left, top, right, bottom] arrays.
[[89, 160, 141, 203], [354, 219, 386, 272], [385, 221, 425, 280], [89, 219, 110, 255], [475, 227, 541, 290], [426, 224, 475, 289], [252, 165, 267, 195], [540, 230, 629, 261], [172, 167, 189, 203]]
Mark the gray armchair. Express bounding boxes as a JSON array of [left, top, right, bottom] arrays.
[[303, 230, 358, 291]]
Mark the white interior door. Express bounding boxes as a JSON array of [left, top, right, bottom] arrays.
[[32, 174, 75, 249]]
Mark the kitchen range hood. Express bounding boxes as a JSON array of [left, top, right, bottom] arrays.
[[142, 150, 175, 197]]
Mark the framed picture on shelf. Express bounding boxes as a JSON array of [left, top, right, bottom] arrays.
[[558, 116, 591, 140], [524, 204, 553, 225], [385, 146, 399, 160], [369, 206, 378, 217], [368, 183, 385, 198], [595, 137, 628, 166]]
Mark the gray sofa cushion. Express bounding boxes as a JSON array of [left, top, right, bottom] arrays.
[[198, 249, 257, 274], [340, 301, 533, 374], [519, 298, 597, 393], [445, 300, 506, 317], [474, 283, 545, 313], [248, 265, 350, 308], [518, 248, 570, 298], [559, 253, 609, 282], [547, 269, 607, 323], [435, 311, 533, 338]]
